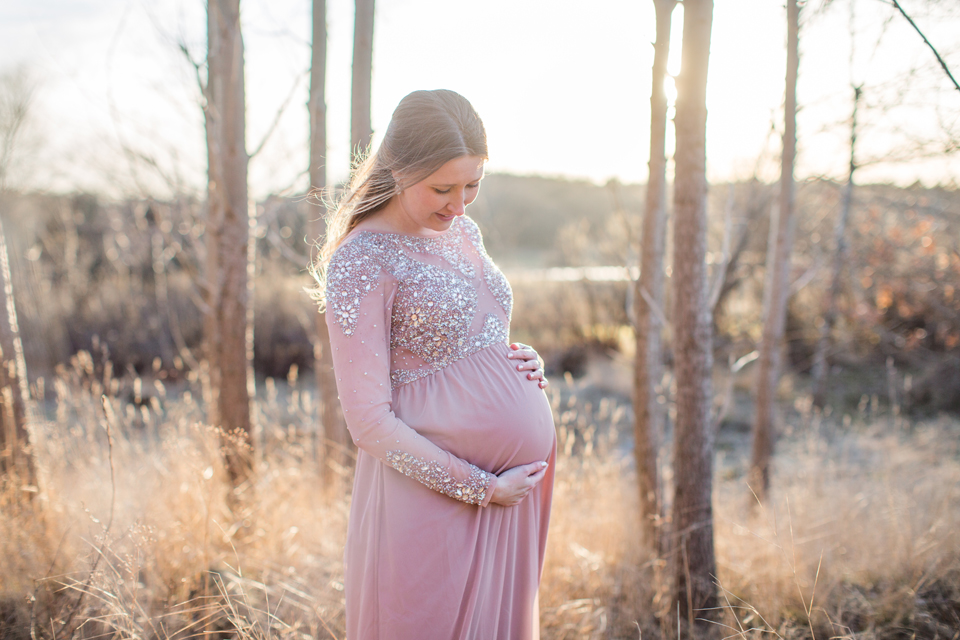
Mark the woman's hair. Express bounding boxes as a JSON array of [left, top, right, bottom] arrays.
[[310, 89, 487, 307]]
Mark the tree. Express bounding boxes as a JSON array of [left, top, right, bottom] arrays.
[[308, 0, 349, 479], [0, 219, 36, 495], [669, 0, 718, 633], [812, 84, 860, 408], [750, 0, 800, 500], [0, 68, 38, 496], [351, 0, 375, 161], [204, 0, 253, 487], [634, 0, 676, 553]]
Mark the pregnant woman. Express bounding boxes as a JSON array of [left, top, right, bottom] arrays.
[[312, 89, 556, 639]]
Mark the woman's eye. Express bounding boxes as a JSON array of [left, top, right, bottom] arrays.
[[467, 183, 480, 189], [434, 188, 451, 194]]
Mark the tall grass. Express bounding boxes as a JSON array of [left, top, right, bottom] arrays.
[[2, 353, 958, 638]]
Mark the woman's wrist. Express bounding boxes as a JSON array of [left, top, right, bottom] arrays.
[[480, 473, 498, 507]]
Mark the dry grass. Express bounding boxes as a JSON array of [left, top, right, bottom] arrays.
[[711, 413, 960, 640], [539, 375, 960, 639], [2, 353, 959, 639]]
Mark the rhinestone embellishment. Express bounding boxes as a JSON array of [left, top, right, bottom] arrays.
[[386, 451, 493, 505], [326, 217, 512, 389]]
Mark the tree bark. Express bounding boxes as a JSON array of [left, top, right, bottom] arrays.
[[0, 70, 38, 497], [634, 0, 676, 553], [669, 0, 718, 634], [812, 85, 860, 408], [205, 0, 253, 488], [351, 0, 375, 161], [309, 0, 349, 481], [309, 0, 327, 205], [0, 214, 37, 494], [750, 0, 800, 500]]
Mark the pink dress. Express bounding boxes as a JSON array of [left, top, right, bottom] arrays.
[[324, 215, 556, 640]]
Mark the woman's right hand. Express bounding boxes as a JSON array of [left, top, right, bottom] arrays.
[[489, 461, 549, 507]]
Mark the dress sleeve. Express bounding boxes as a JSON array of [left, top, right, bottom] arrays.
[[324, 242, 498, 506]]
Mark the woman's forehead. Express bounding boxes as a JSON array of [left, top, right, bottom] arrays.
[[427, 155, 485, 184]]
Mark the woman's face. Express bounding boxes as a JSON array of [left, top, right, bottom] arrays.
[[393, 155, 484, 236]]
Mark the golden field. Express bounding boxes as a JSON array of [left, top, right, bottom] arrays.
[[2, 351, 957, 639]]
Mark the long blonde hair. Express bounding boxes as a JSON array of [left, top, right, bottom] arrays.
[[310, 90, 488, 307]]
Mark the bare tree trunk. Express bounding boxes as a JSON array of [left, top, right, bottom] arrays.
[[669, 0, 718, 634], [634, 0, 675, 554], [750, 0, 800, 500], [0, 68, 38, 497], [812, 85, 860, 408], [351, 0, 375, 161], [309, 0, 348, 481], [245, 198, 257, 442], [205, 0, 253, 488], [0, 215, 36, 495]]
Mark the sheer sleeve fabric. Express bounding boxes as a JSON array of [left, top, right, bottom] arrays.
[[324, 242, 497, 506]]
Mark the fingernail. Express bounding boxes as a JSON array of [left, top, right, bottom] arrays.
[[517, 364, 523, 371], [541, 462, 548, 468]]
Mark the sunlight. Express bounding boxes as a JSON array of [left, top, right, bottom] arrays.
[[664, 74, 678, 107]]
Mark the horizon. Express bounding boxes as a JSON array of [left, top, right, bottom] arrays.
[[7, 170, 956, 210]]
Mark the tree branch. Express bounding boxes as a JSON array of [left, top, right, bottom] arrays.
[[266, 226, 309, 267], [709, 185, 736, 314], [639, 285, 669, 329], [890, 0, 960, 94], [249, 69, 309, 160], [177, 41, 207, 99]]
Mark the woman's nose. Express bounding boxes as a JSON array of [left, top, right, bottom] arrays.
[[447, 193, 466, 216]]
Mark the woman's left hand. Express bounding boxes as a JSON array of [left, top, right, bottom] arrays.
[[507, 343, 549, 389]]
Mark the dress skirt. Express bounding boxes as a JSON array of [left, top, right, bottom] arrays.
[[344, 342, 557, 640]]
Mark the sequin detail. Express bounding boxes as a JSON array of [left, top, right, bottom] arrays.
[[462, 220, 513, 320], [326, 246, 381, 336], [390, 260, 477, 365], [386, 450, 493, 505], [482, 259, 513, 320], [391, 313, 509, 387], [399, 223, 476, 279], [326, 217, 513, 389]]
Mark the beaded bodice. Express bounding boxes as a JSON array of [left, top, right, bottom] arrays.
[[326, 216, 513, 389]]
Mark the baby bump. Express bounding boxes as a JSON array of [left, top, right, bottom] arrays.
[[392, 344, 556, 474]]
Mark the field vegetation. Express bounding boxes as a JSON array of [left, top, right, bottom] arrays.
[[2, 349, 958, 638]]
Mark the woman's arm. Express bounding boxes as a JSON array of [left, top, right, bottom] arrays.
[[325, 247, 497, 506]]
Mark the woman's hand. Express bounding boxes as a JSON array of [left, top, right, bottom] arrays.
[[507, 342, 549, 389], [490, 461, 549, 507]]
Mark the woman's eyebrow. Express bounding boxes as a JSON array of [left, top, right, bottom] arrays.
[[431, 175, 484, 187]]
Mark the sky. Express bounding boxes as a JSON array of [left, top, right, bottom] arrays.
[[2, 0, 959, 199]]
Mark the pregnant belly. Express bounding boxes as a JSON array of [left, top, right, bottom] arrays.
[[392, 343, 557, 474]]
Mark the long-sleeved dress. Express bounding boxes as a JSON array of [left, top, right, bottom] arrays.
[[324, 215, 557, 640]]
